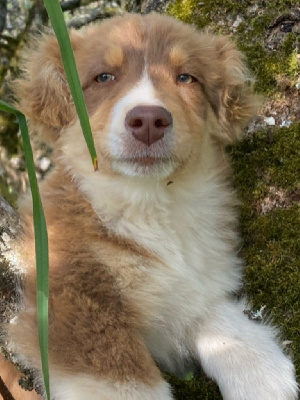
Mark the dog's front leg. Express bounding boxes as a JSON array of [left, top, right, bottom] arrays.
[[50, 371, 174, 400], [193, 299, 298, 400]]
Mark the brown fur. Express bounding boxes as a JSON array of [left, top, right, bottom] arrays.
[[9, 170, 162, 385]]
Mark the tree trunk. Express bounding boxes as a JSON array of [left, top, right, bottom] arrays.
[[0, 0, 7, 35], [0, 195, 20, 324]]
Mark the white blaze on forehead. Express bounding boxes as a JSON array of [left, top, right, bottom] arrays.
[[106, 71, 176, 177], [109, 71, 165, 139], [114, 70, 164, 115]]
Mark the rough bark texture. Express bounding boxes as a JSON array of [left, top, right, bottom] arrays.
[[0, 0, 7, 35], [0, 195, 20, 325], [0, 197, 38, 398], [126, 0, 171, 13]]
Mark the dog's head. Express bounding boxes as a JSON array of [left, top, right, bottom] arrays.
[[16, 13, 258, 179]]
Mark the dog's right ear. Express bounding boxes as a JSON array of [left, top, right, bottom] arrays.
[[14, 32, 81, 141]]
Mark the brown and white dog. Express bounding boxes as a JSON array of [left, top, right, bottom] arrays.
[[3, 13, 298, 400]]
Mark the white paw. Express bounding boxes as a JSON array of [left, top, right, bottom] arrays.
[[220, 353, 298, 400]]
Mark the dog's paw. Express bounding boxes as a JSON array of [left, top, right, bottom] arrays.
[[222, 355, 298, 400]]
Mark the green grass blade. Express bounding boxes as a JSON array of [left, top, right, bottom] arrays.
[[43, 0, 98, 171], [0, 100, 50, 400]]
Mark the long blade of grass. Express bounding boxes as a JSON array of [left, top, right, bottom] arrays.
[[0, 100, 50, 400], [43, 0, 98, 171]]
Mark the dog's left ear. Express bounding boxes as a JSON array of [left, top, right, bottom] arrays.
[[208, 37, 260, 144], [14, 30, 83, 141]]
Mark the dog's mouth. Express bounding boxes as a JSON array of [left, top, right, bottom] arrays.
[[112, 155, 178, 177], [124, 156, 171, 166]]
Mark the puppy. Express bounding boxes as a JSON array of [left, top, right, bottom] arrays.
[[4, 13, 298, 400]]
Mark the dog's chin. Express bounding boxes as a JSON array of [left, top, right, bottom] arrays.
[[112, 157, 178, 178]]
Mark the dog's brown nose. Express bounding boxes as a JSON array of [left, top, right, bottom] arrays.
[[125, 106, 172, 145]]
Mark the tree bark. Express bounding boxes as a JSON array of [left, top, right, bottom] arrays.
[[0, 197, 35, 397], [0, 196, 20, 324], [126, 0, 171, 13], [0, 0, 7, 35]]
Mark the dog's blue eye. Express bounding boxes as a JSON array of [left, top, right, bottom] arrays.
[[177, 74, 197, 84], [95, 73, 116, 83]]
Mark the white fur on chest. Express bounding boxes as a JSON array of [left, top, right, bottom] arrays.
[[78, 167, 242, 303]]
